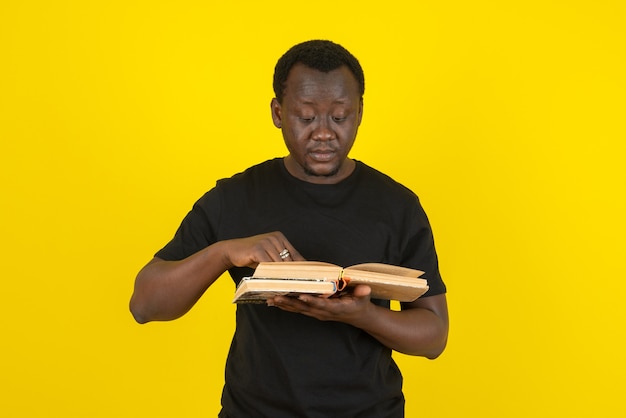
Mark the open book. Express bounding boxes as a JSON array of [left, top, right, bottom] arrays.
[[232, 261, 429, 304]]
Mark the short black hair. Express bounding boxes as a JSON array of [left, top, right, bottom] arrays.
[[273, 40, 365, 103]]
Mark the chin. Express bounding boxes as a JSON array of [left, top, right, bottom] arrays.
[[304, 164, 340, 178]]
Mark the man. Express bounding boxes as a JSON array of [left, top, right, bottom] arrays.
[[130, 40, 448, 417]]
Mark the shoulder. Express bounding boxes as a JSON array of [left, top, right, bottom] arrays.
[[218, 158, 282, 182], [355, 160, 420, 202], [215, 158, 282, 188], [190, 159, 281, 209]]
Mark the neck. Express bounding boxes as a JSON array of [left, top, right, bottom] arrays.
[[283, 156, 355, 184]]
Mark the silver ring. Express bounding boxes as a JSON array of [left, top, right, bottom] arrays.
[[279, 249, 290, 259]]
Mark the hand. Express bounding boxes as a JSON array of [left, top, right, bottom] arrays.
[[221, 231, 304, 269], [267, 284, 375, 326]]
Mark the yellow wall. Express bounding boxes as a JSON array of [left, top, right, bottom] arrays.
[[2, 1, 624, 416]]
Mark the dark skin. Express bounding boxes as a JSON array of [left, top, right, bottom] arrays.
[[130, 63, 448, 358], [271, 63, 362, 184]]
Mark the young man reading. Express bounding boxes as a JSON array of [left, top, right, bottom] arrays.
[[130, 40, 448, 417]]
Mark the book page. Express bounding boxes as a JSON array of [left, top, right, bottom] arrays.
[[252, 261, 342, 280], [345, 263, 424, 278], [232, 278, 337, 303]]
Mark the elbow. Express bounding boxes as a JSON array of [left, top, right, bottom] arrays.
[[399, 331, 448, 359], [129, 295, 151, 324], [131, 311, 149, 325], [425, 343, 446, 360], [129, 267, 160, 324], [130, 258, 163, 324], [425, 332, 448, 360]]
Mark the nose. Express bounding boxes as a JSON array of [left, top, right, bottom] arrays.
[[311, 118, 335, 141]]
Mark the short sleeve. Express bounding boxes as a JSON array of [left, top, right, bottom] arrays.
[[155, 188, 222, 261], [402, 198, 446, 297]]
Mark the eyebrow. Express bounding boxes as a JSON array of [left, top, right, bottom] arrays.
[[298, 98, 351, 105]]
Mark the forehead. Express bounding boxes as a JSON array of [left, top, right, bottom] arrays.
[[283, 63, 360, 103]]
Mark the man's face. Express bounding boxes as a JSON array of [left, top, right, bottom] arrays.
[[271, 63, 363, 184]]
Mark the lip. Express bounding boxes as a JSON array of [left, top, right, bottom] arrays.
[[308, 149, 336, 162]]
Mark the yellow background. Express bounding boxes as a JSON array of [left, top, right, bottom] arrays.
[[2, 1, 624, 416]]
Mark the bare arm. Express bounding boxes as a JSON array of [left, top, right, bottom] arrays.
[[129, 232, 304, 324], [269, 288, 448, 358]]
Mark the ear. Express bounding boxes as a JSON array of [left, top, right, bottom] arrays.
[[270, 98, 282, 128], [357, 98, 364, 126]]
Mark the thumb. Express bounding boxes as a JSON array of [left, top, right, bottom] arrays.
[[352, 284, 372, 298]]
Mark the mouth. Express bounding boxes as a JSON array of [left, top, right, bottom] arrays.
[[308, 148, 337, 162]]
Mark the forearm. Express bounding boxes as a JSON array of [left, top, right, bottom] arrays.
[[130, 231, 305, 323], [273, 291, 449, 358], [129, 242, 231, 323], [352, 299, 448, 358]]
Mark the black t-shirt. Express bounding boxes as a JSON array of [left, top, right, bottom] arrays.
[[156, 158, 446, 417]]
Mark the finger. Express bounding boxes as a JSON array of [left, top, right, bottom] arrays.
[[264, 245, 292, 262], [249, 231, 304, 263], [351, 284, 372, 299], [274, 234, 304, 262], [257, 233, 292, 262], [284, 244, 305, 261], [266, 232, 303, 262], [271, 295, 309, 312], [265, 246, 287, 262]]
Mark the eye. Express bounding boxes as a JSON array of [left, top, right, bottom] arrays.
[[332, 116, 347, 123], [299, 116, 315, 123]]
